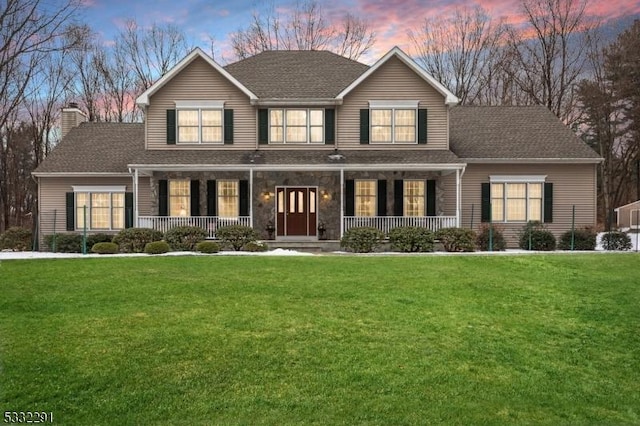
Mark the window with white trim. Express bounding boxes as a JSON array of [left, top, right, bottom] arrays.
[[404, 180, 425, 217], [355, 180, 376, 217], [269, 108, 324, 144], [169, 180, 190, 217], [490, 176, 544, 222], [176, 101, 223, 144], [369, 100, 418, 144], [74, 187, 125, 230], [217, 180, 239, 217]]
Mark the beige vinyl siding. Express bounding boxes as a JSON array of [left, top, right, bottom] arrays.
[[146, 57, 255, 150], [616, 200, 640, 228], [461, 163, 598, 246], [137, 177, 152, 216], [440, 172, 458, 216], [339, 56, 449, 150]]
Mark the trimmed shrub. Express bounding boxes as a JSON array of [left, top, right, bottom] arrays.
[[244, 241, 269, 252], [476, 224, 506, 251], [196, 241, 221, 254], [558, 227, 597, 250], [601, 231, 632, 251], [44, 233, 83, 253], [164, 226, 207, 251], [216, 225, 259, 251], [86, 233, 113, 248], [388, 226, 435, 252], [91, 242, 119, 254], [113, 228, 164, 253], [518, 221, 556, 251], [0, 227, 32, 251], [144, 240, 170, 254], [340, 227, 384, 253], [435, 227, 476, 252]]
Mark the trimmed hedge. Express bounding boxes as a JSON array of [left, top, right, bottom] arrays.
[[113, 228, 164, 253], [435, 228, 476, 252], [601, 231, 632, 251], [558, 227, 597, 250], [91, 242, 119, 254], [144, 240, 170, 254], [388, 226, 435, 252], [340, 227, 384, 253], [164, 226, 207, 251], [0, 227, 32, 251], [216, 225, 259, 251], [196, 241, 221, 254], [243, 241, 269, 252], [518, 221, 556, 251], [476, 224, 506, 251]]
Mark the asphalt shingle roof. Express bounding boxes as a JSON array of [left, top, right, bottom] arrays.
[[224, 50, 369, 99]]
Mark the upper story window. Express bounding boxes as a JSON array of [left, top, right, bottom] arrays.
[[170, 101, 230, 145], [361, 101, 426, 145], [269, 109, 324, 144]]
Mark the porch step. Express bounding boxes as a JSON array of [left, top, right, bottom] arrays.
[[266, 240, 341, 253]]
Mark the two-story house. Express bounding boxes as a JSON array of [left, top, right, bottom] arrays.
[[33, 46, 601, 248]]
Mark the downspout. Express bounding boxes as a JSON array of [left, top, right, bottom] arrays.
[[249, 168, 254, 228], [133, 168, 139, 227], [340, 168, 344, 238], [456, 165, 466, 228]]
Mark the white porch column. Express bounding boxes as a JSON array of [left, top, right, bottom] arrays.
[[340, 168, 344, 238], [456, 168, 461, 228], [249, 168, 254, 228], [133, 168, 139, 227]]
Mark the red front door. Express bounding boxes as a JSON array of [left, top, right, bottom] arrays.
[[276, 187, 317, 237]]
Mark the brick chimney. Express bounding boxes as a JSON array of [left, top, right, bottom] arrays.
[[60, 102, 88, 139]]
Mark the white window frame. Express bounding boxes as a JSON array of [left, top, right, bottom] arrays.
[[404, 180, 425, 217], [169, 180, 190, 217], [175, 101, 224, 145], [369, 100, 419, 144], [489, 175, 546, 223], [269, 108, 324, 144], [217, 180, 239, 218], [355, 180, 377, 217], [72, 185, 126, 231]]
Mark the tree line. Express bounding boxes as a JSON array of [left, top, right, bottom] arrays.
[[0, 0, 637, 232]]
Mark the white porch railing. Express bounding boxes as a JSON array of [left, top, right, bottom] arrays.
[[343, 216, 457, 235], [138, 216, 251, 239]]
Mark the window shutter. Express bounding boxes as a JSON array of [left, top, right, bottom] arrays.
[[224, 109, 234, 144], [190, 180, 200, 216], [66, 192, 75, 231], [258, 109, 268, 144], [345, 180, 355, 216], [394, 180, 403, 216], [418, 109, 428, 144], [544, 182, 553, 223], [125, 192, 134, 228], [325, 108, 335, 144], [359, 109, 369, 144], [481, 183, 491, 222], [377, 180, 387, 217], [166, 110, 176, 144], [426, 180, 436, 216], [207, 180, 217, 216], [159, 180, 168, 216], [239, 180, 249, 216]]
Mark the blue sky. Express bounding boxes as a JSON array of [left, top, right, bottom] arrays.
[[77, 0, 640, 64]]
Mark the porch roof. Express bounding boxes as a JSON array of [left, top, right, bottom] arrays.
[[129, 149, 464, 171]]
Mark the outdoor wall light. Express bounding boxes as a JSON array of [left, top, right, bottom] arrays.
[[263, 191, 273, 201], [321, 190, 330, 200]]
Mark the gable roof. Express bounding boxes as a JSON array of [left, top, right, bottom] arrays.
[[450, 105, 601, 161], [224, 50, 369, 100], [136, 48, 257, 106], [337, 47, 459, 106], [33, 123, 144, 175]]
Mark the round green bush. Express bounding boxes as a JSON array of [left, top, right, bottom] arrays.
[[388, 226, 435, 252], [144, 240, 170, 254], [91, 242, 119, 254], [601, 231, 632, 251], [435, 227, 476, 252], [518, 222, 556, 251], [558, 227, 597, 250], [196, 241, 221, 254], [0, 227, 32, 251], [216, 225, 259, 251], [243, 241, 268, 252], [340, 227, 384, 253], [165, 226, 207, 251], [476, 224, 506, 251], [113, 228, 164, 253]]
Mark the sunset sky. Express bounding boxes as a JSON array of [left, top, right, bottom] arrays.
[[78, 0, 640, 63]]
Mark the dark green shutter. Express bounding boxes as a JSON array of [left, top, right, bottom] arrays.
[[377, 180, 387, 216], [325, 108, 335, 144], [544, 182, 553, 223], [394, 180, 403, 216], [224, 109, 234, 144], [359, 109, 369, 144], [159, 180, 168, 216], [258, 109, 268, 144], [66, 192, 75, 231], [207, 180, 217, 216], [190, 180, 200, 216], [426, 180, 436, 216], [166, 110, 176, 144], [125, 192, 134, 228], [481, 183, 491, 222], [345, 180, 355, 216], [418, 109, 428, 144], [239, 180, 249, 216]]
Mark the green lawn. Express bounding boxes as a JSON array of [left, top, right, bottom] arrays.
[[1, 254, 639, 425]]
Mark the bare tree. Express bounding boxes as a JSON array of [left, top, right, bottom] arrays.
[[230, 0, 375, 60]]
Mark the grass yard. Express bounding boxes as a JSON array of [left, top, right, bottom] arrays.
[[1, 254, 639, 425]]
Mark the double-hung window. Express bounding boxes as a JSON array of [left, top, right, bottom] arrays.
[[217, 180, 239, 217], [176, 101, 223, 144], [355, 180, 377, 217], [490, 176, 544, 222], [369, 101, 418, 144], [73, 186, 126, 230], [169, 180, 190, 217], [269, 109, 324, 144], [404, 180, 425, 217]]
